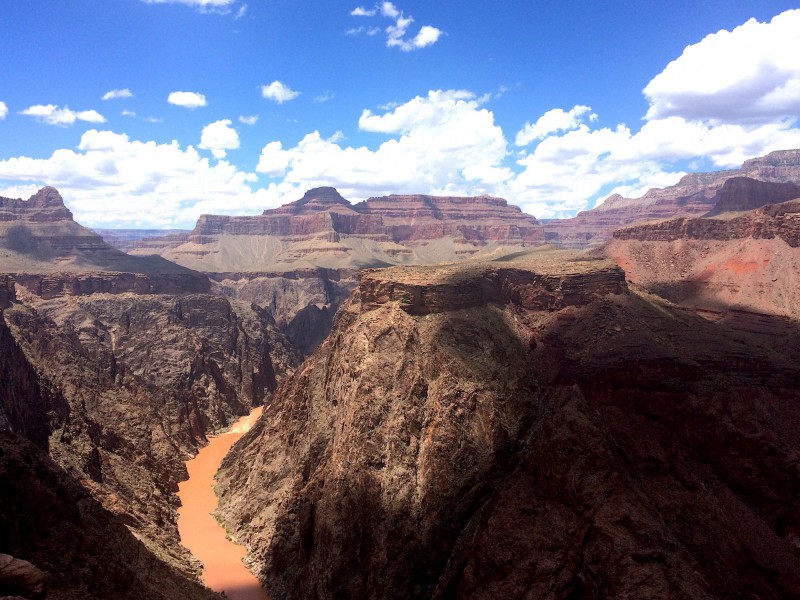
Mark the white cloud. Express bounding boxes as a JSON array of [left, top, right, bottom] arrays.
[[346, 26, 381, 36], [3, 11, 799, 228], [140, 0, 239, 13], [257, 90, 512, 196], [238, 115, 259, 125], [122, 109, 137, 117], [351, 6, 376, 16], [167, 91, 207, 109], [199, 119, 240, 159], [515, 105, 595, 146], [314, 91, 335, 103], [102, 88, 133, 101], [0, 101, 7, 120], [348, 2, 443, 51], [644, 9, 800, 123], [261, 81, 300, 104], [0, 129, 293, 228], [19, 104, 106, 126]]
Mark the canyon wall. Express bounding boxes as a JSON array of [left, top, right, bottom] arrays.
[[607, 199, 800, 318], [0, 188, 301, 598], [217, 253, 800, 599]]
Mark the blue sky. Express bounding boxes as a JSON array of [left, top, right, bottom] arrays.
[[1, 0, 799, 228]]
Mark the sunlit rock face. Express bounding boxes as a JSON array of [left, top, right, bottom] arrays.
[[607, 198, 800, 319], [218, 250, 800, 600]]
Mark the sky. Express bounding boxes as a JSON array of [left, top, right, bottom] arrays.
[[1, 0, 799, 229]]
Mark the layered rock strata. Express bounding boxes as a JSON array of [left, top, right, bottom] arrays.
[[217, 250, 800, 599], [545, 149, 800, 247], [607, 199, 800, 318], [124, 187, 545, 353]]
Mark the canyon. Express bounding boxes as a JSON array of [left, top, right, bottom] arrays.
[[1, 188, 299, 598], [214, 250, 800, 599], [2, 148, 800, 599], [106, 150, 800, 355]]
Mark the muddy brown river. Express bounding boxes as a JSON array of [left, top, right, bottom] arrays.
[[177, 407, 270, 600]]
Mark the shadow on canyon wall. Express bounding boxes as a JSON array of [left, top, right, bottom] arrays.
[[220, 262, 800, 599]]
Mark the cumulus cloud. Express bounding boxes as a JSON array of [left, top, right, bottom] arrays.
[[349, 2, 443, 51], [199, 119, 240, 158], [0, 129, 293, 228], [19, 104, 106, 126], [515, 105, 596, 146], [0, 101, 7, 120], [257, 90, 512, 197], [167, 91, 207, 109], [122, 109, 137, 117], [102, 88, 133, 101], [3, 10, 799, 227], [238, 115, 259, 125], [261, 81, 300, 104], [644, 9, 800, 123]]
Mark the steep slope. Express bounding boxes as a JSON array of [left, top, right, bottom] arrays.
[[0, 188, 301, 597], [607, 198, 800, 318], [545, 149, 800, 247], [217, 251, 800, 599]]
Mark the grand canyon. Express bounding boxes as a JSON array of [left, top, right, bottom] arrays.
[[2, 149, 800, 599]]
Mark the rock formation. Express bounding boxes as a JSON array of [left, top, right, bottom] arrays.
[[545, 149, 800, 247], [217, 250, 800, 599], [120, 187, 544, 353], [607, 198, 800, 319], [0, 188, 300, 598]]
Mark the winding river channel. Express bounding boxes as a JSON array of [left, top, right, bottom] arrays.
[[177, 407, 270, 600]]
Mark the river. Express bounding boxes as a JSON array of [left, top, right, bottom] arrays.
[[177, 407, 270, 600]]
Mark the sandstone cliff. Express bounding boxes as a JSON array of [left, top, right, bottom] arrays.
[[217, 251, 800, 599]]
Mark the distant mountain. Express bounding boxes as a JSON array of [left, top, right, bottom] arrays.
[[122, 187, 545, 354], [544, 149, 800, 247]]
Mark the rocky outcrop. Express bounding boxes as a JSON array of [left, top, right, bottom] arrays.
[[0, 187, 73, 223], [704, 177, 800, 216], [546, 149, 800, 248], [358, 255, 625, 314], [210, 268, 359, 355], [0, 276, 14, 309], [0, 554, 45, 600], [217, 252, 800, 599], [614, 199, 800, 247]]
